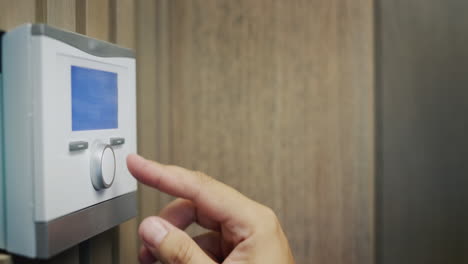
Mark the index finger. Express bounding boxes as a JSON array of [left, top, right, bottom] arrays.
[[127, 154, 259, 231]]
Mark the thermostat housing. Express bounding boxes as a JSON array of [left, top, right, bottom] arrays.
[[0, 24, 137, 258]]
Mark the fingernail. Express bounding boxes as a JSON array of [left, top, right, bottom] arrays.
[[142, 219, 169, 248]]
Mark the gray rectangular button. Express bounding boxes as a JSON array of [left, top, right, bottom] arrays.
[[69, 141, 88, 151], [110, 137, 125, 146]]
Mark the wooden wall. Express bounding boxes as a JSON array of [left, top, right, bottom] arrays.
[[147, 1, 375, 264], [0, 0, 375, 263]]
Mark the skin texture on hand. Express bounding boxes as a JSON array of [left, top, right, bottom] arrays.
[[127, 154, 295, 264]]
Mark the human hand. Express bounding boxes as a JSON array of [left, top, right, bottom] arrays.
[[126, 154, 295, 264]]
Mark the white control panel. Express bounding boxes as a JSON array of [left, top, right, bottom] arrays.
[[0, 24, 137, 259]]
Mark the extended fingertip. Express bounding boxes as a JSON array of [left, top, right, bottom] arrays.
[[127, 153, 145, 167], [127, 154, 149, 179]]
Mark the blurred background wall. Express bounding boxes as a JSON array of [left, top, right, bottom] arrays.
[[376, 1, 468, 263]]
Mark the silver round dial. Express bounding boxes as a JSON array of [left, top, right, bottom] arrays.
[[90, 143, 116, 190]]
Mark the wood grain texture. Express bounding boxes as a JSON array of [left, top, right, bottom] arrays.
[[336, 1, 375, 262], [36, 0, 76, 31], [376, 0, 468, 263], [86, 0, 110, 40], [0, 0, 35, 30], [88, 232, 114, 264], [112, 0, 135, 49], [135, 0, 160, 227], [113, 0, 138, 263], [76, 0, 111, 40], [159, 1, 375, 263], [134, 0, 175, 260]]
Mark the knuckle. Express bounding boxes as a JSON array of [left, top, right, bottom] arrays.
[[263, 206, 277, 219], [259, 205, 281, 232], [170, 240, 195, 264]]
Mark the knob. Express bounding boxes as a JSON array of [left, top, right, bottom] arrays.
[[90, 143, 116, 190]]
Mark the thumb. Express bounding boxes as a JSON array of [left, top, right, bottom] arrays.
[[139, 216, 217, 264]]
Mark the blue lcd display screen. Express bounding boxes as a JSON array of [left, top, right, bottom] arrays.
[[71, 66, 118, 131]]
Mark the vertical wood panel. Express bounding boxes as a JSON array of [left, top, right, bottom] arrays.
[[36, 0, 76, 31], [0, 0, 35, 30], [336, 1, 375, 263], [76, 0, 111, 40], [88, 232, 113, 264], [116, 219, 137, 264], [153, 0, 171, 166], [165, 1, 374, 263], [113, 0, 138, 263], [152, 0, 174, 234], [86, 0, 110, 40], [113, 0, 135, 49], [134, 0, 173, 260], [75, 0, 86, 35], [136, 0, 159, 225]]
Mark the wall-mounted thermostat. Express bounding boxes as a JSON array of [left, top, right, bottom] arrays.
[[0, 24, 137, 259]]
